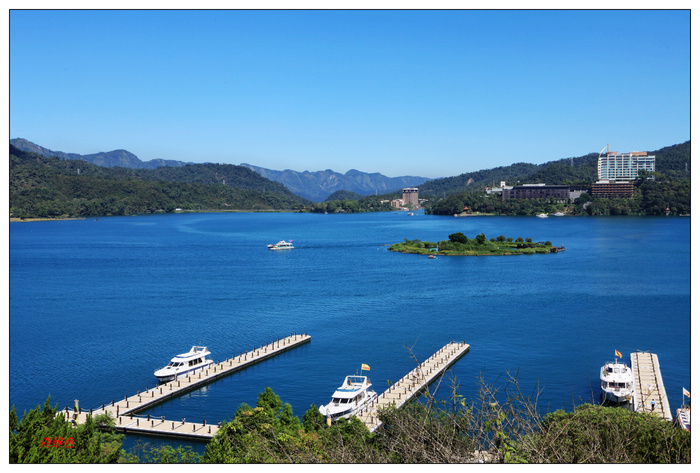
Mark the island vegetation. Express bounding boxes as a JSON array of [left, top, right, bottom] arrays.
[[11, 374, 690, 463], [389, 232, 560, 256]]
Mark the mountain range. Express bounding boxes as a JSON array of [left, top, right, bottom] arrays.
[[10, 138, 430, 202], [239, 164, 430, 202], [10, 138, 193, 170]]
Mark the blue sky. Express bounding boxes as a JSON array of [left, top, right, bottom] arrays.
[[10, 9, 690, 179]]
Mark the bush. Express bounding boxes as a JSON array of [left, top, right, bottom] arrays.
[[448, 232, 468, 244]]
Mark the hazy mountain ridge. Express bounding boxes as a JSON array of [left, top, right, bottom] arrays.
[[241, 164, 431, 202], [10, 138, 193, 170]]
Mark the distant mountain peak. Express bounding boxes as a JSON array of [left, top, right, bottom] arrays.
[[10, 138, 193, 170], [240, 163, 430, 202]]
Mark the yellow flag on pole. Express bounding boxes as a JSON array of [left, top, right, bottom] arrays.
[[615, 350, 622, 359], [361, 364, 370, 371]]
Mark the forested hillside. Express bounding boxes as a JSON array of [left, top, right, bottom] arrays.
[[419, 142, 690, 197], [9, 145, 311, 219]]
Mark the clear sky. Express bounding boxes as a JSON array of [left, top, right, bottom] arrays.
[[9, 9, 691, 179]]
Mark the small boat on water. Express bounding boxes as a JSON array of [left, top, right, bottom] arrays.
[[600, 355, 634, 404], [536, 213, 548, 218], [268, 240, 294, 250], [154, 346, 214, 382], [319, 373, 378, 422], [553, 212, 565, 217], [428, 254, 437, 259]]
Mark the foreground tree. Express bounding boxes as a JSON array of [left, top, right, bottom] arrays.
[[9, 396, 124, 463]]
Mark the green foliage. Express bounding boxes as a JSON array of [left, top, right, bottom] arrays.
[[324, 189, 364, 201], [123, 441, 201, 463], [522, 404, 691, 463], [9, 396, 124, 463], [308, 193, 395, 213], [202, 387, 375, 463], [419, 141, 689, 201], [448, 232, 468, 244], [390, 234, 553, 256], [9, 145, 311, 218]]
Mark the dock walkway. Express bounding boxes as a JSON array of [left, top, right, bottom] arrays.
[[630, 351, 672, 421], [355, 341, 470, 432], [60, 333, 310, 439]]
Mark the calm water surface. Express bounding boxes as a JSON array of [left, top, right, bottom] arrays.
[[9, 212, 690, 449]]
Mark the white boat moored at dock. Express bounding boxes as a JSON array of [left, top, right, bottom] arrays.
[[600, 355, 634, 404], [319, 374, 377, 422], [154, 346, 214, 382]]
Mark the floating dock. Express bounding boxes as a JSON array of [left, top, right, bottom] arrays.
[[355, 341, 470, 432], [630, 351, 672, 421], [60, 333, 310, 439]]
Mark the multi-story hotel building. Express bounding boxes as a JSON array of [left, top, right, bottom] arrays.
[[597, 147, 655, 181], [402, 188, 419, 208]]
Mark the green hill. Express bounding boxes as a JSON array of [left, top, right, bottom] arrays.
[[419, 142, 690, 197], [9, 145, 311, 219]]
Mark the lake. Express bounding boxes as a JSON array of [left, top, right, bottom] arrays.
[[9, 211, 690, 451]]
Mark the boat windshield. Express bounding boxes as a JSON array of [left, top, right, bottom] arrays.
[[346, 376, 365, 385]]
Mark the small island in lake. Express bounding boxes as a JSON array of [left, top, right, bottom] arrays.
[[389, 232, 564, 256]]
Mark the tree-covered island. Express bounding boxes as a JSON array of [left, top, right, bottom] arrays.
[[389, 232, 562, 256]]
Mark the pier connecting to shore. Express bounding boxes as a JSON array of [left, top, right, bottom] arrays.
[[630, 351, 672, 421], [61, 333, 311, 439], [61, 336, 470, 440], [356, 341, 471, 433]]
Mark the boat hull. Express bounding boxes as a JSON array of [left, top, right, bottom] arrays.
[[319, 391, 378, 420], [600, 389, 632, 404], [154, 360, 214, 383]]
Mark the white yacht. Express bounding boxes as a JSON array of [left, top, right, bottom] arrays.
[[268, 240, 294, 250], [319, 375, 378, 422], [536, 213, 548, 218], [600, 360, 634, 404], [154, 346, 214, 382]]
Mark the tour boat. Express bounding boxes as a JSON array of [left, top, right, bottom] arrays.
[[676, 405, 690, 431], [154, 346, 214, 382], [267, 240, 294, 250], [600, 360, 634, 404], [319, 375, 378, 422]]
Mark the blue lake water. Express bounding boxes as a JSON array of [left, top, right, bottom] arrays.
[[9, 212, 690, 451]]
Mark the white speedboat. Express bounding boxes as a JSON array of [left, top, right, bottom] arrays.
[[536, 213, 548, 218], [154, 346, 214, 382], [600, 360, 634, 403], [319, 375, 378, 422], [267, 240, 294, 250], [553, 212, 565, 217]]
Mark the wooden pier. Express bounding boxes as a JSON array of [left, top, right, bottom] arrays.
[[630, 351, 672, 421], [355, 341, 470, 432], [60, 333, 310, 439]]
